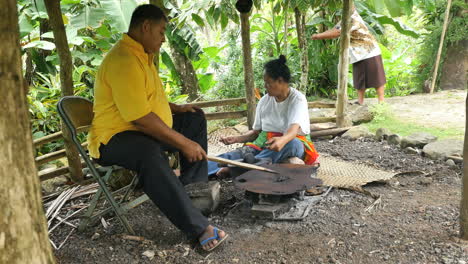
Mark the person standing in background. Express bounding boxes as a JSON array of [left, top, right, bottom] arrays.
[[311, 4, 386, 105]]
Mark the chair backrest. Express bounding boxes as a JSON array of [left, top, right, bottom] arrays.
[[57, 96, 94, 138]]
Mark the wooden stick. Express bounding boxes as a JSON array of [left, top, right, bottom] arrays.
[[49, 207, 87, 233], [429, 0, 452, 93], [309, 127, 352, 138], [57, 228, 75, 250], [206, 155, 278, 174]]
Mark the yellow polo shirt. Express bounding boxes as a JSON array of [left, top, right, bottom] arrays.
[[87, 34, 173, 158]]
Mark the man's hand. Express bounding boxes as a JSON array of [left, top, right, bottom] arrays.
[[220, 136, 239, 145], [265, 137, 287, 152], [180, 140, 207, 163], [311, 34, 319, 40], [171, 103, 203, 114]]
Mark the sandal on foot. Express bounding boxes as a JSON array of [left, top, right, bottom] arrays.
[[200, 227, 229, 252]]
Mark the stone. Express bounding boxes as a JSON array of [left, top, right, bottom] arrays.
[[41, 175, 68, 193], [341, 126, 373, 140], [422, 139, 463, 160], [419, 177, 433, 185], [142, 250, 155, 260], [348, 104, 374, 125], [445, 159, 456, 167], [400, 132, 437, 149], [185, 181, 220, 215], [108, 168, 135, 191], [375, 128, 392, 141], [387, 134, 402, 146], [404, 147, 419, 155], [281, 157, 305, 165]]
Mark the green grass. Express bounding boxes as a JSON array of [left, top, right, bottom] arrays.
[[363, 103, 464, 140]]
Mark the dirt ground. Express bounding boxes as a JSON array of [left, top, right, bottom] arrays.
[[50, 91, 468, 264], [364, 89, 466, 131]]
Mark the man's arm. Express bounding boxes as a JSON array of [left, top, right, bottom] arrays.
[[311, 28, 341, 40], [132, 112, 206, 162]]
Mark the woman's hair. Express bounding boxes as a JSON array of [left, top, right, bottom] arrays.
[[264, 55, 291, 83]]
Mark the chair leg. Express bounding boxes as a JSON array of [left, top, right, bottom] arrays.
[[78, 187, 103, 232], [120, 174, 138, 203], [98, 169, 135, 234], [80, 168, 135, 234]]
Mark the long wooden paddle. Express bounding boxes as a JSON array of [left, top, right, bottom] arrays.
[[207, 155, 278, 174]]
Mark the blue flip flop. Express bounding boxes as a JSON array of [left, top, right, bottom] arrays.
[[200, 227, 229, 252]]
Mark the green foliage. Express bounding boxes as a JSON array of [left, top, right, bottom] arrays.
[[21, 0, 463, 147], [414, 0, 468, 91], [369, 102, 392, 122], [378, 44, 419, 96]]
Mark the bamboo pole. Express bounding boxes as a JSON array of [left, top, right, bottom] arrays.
[[44, 0, 83, 182], [308, 101, 336, 108], [188, 98, 246, 108], [239, 12, 256, 129], [36, 143, 87, 166], [460, 93, 468, 239], [336, 0, 352, 128], [205, 110, 247, 120], [429, 0, 452, 93], [310, 116, 336, 124]]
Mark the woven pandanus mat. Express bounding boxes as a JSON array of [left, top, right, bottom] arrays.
[[208, 127, 243, 155], [317, 154, 396, 188]]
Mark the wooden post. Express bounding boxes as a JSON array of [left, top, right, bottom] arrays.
[[336, 0, 352, 128], [429, 0, 452, 94], [240, 12, 256, 129], [44, 0, 83, 182], [0, 0, 56, 262], [460, 93, 468, 240]]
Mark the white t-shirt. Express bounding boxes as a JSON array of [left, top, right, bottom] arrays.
[[335, 10, 381, 64], [253, 88, 310, 135]]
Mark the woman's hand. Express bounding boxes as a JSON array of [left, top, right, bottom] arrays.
[[220, 136, 239, 145], [265, 137, 287, 152]]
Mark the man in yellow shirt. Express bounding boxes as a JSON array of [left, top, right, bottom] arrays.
[[88, 4, 227, 251]]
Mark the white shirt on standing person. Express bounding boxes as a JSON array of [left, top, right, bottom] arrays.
[[335, 10, 381, 64], [253, 88, 310, 136]]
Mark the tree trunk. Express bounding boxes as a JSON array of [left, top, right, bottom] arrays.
[[169, 42, 200, 101], [0, 0, 56, 262], [336, 0, 353, 128], [317, 11, 325, 33], [25, 49, 34, 85], [44, 0, 83, 182], [429, 0, 452, 93], [460, 93, 468, 240], [240, 12, 256, 129], [283, 0, 289, 55], [295, 7, 309, 94]]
